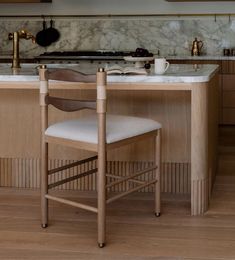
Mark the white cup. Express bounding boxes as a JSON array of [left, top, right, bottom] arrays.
[[154, 58, 170, 74]]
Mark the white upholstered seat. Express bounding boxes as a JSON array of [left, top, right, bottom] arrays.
[[45, 114, 162, 144]]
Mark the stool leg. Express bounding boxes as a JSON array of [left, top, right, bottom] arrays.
[[41, 141, 48, 228], [155, 129, 161, 217], [97, 152, 106, 248]]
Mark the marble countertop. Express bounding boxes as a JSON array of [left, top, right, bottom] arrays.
[[165, 55, 235, 61], [0, 63, 219, 83]]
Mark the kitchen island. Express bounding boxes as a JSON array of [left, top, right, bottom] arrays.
[[0, 63, 219, 216]]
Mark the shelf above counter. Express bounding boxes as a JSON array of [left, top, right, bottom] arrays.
[[0, 0, 51, 3]]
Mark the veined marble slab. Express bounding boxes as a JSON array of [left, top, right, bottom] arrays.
[[1, 17, 235, 58], [0, 63, 218, 83]]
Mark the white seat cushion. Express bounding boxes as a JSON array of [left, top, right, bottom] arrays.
[[45, 114, 161, 144]]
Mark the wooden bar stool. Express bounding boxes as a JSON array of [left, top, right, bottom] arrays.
[[39, 65, 162, 247]]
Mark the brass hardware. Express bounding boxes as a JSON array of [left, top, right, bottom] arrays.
[[40, 64, 47, 69], [191, 37, 203, 56], [8, 29, 35, 69]]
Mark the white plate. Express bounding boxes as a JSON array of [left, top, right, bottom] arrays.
[[123, 56, 154, 68], [123, 56, 154, 62]]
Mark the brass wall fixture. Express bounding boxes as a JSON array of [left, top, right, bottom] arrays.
[[8, 29, 35, 69]]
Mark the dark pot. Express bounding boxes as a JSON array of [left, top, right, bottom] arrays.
[[36, 20, 51, 47], [46, 19, 60, 43]]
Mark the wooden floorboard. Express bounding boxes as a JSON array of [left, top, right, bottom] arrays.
[[1, 126, 235, 259], [0, 187, 234, 260]]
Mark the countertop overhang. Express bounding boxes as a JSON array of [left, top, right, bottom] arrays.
[[166, 55, 235, 61], [0, 63, 219, 83]]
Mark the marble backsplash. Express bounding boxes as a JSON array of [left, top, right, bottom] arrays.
[[1, 16, 235, 57]]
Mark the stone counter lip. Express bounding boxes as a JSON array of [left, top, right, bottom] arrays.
[[0, 64, 219, 84], [166, 55, 235, 61]]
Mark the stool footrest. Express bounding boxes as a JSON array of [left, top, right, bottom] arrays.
[[45, 194, 98, 213], [106, 174, 145, 185], [106, 179, 158, 204], [48, 168, 97, 189], [106, 165, 157, 189], [48, 155, 97, 175]]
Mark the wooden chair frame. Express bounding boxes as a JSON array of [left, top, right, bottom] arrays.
[[39, 65, 161, 248]]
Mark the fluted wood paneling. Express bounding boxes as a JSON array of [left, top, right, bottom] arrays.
[[191, 178, 208, 215], [0, 158, 190, 194]]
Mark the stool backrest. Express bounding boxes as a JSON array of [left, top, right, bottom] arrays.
[[39, 66, 106, 111], [39, 65, 107, 145]]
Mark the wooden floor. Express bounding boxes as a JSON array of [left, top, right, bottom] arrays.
[[1, 127, 235, 259]]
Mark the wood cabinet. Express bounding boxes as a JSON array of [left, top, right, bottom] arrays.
[[0, 74, 219, 215], [221, 61, 235, 124]]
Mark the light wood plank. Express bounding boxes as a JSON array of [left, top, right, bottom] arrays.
[[0, 178, 235, 260]]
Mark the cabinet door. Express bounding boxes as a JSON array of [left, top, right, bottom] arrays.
[[222, 74, 235, 91], [168, 59, 222, 73], [222, 74, 235, 124], [222, 109, 235, 125], [221, 61, 235, 74]]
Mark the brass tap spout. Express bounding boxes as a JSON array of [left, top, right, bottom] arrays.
[[8, 29, 35, 69]]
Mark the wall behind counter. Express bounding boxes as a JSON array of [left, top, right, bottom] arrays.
[[1, 16, 235, 57]]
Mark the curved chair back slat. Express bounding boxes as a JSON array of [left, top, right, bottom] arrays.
[[45, 96, 96, 112], [46, 69, 96, 83]]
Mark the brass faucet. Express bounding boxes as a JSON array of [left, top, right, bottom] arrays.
[[8, 29, 35, 69]]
